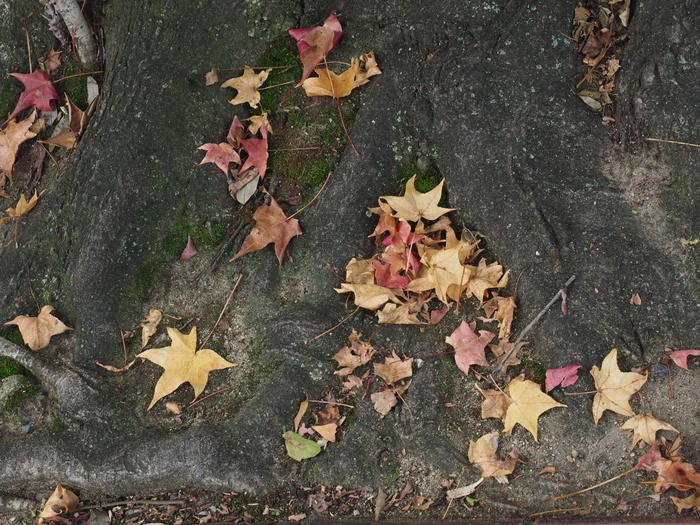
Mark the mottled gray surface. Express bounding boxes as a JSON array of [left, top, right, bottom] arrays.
[[0, 0, 697, 520]]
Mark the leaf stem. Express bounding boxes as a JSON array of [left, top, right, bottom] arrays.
[[187, 387, 233, 409], [308, 399, 355, 408], [311, 306, 359, 341], [199, 273, 243, 350], [53, 70, 103, 82], [286, 171, 332, 221], [547, 467, 635, 502], [322, 56, 359, 157], [644, 137, 700, 148], [259, 80, 296, 91]]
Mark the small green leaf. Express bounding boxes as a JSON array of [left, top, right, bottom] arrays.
[[283, 430, 322, 461]]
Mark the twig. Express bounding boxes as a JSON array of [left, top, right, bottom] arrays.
[[548, 467, 636, 502], [24, 27, 32, 73], [312, 306, 359, 341], [53, 70, 104, 82], [38, 142, 60, 167], [286, 171, 333, 220], [563, 390, 597, 396], [187, 387, 232, 409], [218, 65, 293, 71], [199, 273, 243, 350], [308, 399, 354, 408], [394, 386, 413, 417], [76, 499, 185, 511], [322, 56, 360, 157], [259, 80, 296, 91], [644, 137, 700, 148], [268, 147, 322, 152], [493, 275, 576, 374], [528, 505, 591, 518]]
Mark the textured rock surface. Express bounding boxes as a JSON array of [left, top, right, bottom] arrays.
[[0, 0, 697, 519]]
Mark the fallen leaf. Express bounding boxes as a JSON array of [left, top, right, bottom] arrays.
[[8, 70, 60, 120], [665, 348, 700, 370], [220, 66, 271, 108], [136, 326, 236, 410], [227, 115, 246, 147], [0, 111, 38, 189], [42, 128, 77, 149], [380, 175, 454, 222], [335, 282, 403, 311], [545, 364, 582, 392], [283, 430, 321, 461], [671, 492, 700, 513], [247, 112, 273, 135], [95, 359, 136, 373], [198, 142, 240, 175], [620, 414, 678, 449], [1, 191, 39, 224], [489, 340, 525, 369], [288, 513, 307, 522], [38, 483, 79, 525], [374, 487, 386, 521], [464, 259, 509, 303], [288, 13, 343, 83], [468, 432, 516, 478], [312, 422, 337, 442], [408, 246, 470, 304], [165, 401, 182, 415], [481, 295, 516, 340], [233, 173, 260, 204], [374, 352, 413, 384], [371, 389, 398, 417], [5, 305, 71, 350], [302, 53, 382, 98], [630, 293, 642, 305], [179, 235, 198, 261], [333, 329, 375, 376], [476, 385, 511, 420], [293, 397, 308, 432], [231, 197, 302, 266], [503, 375, 566, 441], [537, 466, 556, 475], [239, 124, 269, 178], [376, 302, 423, 325], [313, 403, 340, 425], [445, 321, 494, 376], [590, 348, 647, 424], [446, 478, 484, 500], [205, 67, 219, 85], [139, 308, 163, 348], [41, 49, 63, 71]]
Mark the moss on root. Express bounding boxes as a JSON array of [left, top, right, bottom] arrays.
[[396, 154, 442, 193]]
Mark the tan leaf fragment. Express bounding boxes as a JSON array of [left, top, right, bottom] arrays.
[[630, 293, 642, 305], [476, 385, 511, 420], [620, 413, 678, 449], [332, 329, 376, 376], [139, 308, 163, 348], [1, 191, 40, 224], [38, 483, 79, 525], [468, 432, 516, 478], [371, 389, 398, 417], [591, 348, 647, 424], [247, 112, 273, 135], [503, 375, 566, 441], [464, 259, 509, 304], [136, 326, 236, 410], [671, 492, 700, 513], [205, 67, 219, 85], [376, 302, 423, 324], [95, 359, 136, 373], [0, 111, 38, 189], [5, 305, 71, 350], [221, 66, 271, 108], [312, 422, 337, 442], [446, 478, 484, 500], [481, 295, 516, 340], [374, 352, 413, 384], [294, 397, 309, 432]]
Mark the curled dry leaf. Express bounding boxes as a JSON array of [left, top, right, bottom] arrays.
[[179, 235, 198, 261], [95, 359, 136, 373], [38, 483, 79, 525], [0, 191, 40, 224], [205, 67, 219, 85], [0, 111, 39, 190], [5, 305, 71, 351], [312, 422, 337, 442], [139, 308, 163, 348], [468, 432, 516, 478], [332, 329, 375, 376], [293, 397, 309, 432], [481, 294, 516, 340], [590, 348, 647, 424]]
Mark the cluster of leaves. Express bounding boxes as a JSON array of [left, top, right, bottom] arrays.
[[199, 14, 381, 265], [572, 0, 630, 122], [336, 176, 509, 324]]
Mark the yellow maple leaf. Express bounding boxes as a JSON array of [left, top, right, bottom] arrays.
[[408, 246, 470, 304], [374, 352, 413, 384], [620, 413, 677, 449], [468, 431, 516, 478], [137, 326, 236, 410], [464, 259, 509, 303], [590, 348, 647, 424], [0, 191, 39, 224], [503, 375, 566, 441], [0, 111, 38, 185], [380, 176, 454, 222], [221, 66, 271, 109], [5, 305, 71, 351], [301, 53, 382, 98], [335, 282, 403, 310]]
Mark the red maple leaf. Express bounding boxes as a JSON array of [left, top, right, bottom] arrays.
[[239, 124, 269, 178], [227, 115, 246, 147], [666, 348, 700, 370], [288, 14, 343, 83], [7, 71, 60, 120], [445, 321, 494, 375], [372, 259, 411, 289], [197, 142, 240, 174], [231, 197, 302, 266], [545, 364, 582, 392]]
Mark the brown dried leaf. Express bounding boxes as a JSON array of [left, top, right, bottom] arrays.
[[468, 432, 516, 478], [374, 352, 413, 384], [5, 305, 71, 350]]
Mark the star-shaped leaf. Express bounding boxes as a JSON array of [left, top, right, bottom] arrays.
[[5, 305, 71, 351], [374, 352, 413, 384], [445, 321, 494, 376], [8, 70, 60, 120], [288, 13, 343, 83], [468, 431, 516, 478], [464, 259, 509, 303], [335, 283, 403, 311], [503, 375, 566, 441], [136, 326, 236, 410], [620, 413, 678, 449], [239, 124, 269, 178], [0, 191, 39, 224], [198, 142, 240, 174], [0, 111, 39, 187], [590, 348, 647, 424], [231, 197, 302, 266], [408, 246, 470, 304], [221, 66, 271, 108], [481, 294, 516, 340], [380, 176, 454, 222]]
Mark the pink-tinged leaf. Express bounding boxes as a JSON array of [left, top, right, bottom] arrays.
[[8, 71, 60, 120], [227, 115, 246, 147], [372, 259, 410, 289], [239, 125, 268, 178], [288, 14, 343, 83], [445, 321, 494, 376], [198, 142, 240, 175], [545, 364, 582, 392], [666, 348, 700, 370], [179, 235, 197, 261], [428, 309, 449, 325], [561, 289, 568, 315]]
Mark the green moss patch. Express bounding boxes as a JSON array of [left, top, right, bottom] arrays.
[[0, 355, 27, 379], [396, 154, 442, 193]]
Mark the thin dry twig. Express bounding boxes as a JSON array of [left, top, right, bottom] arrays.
[[322, 56, 360, 157], [311, 306, 360, 341], [76, 499, 186, 511], [548, 467, 636, 502], [644, 137, 700, 148], [53, 70, 104, 83], [528, 505, 591, 518], [308, 399, 355, 408], [286, 171, 333, 221], [493, 275, 576, 374], [258, 80, 296, 91], [199, 273, 243, 350], [187, 387, 233, 409]]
